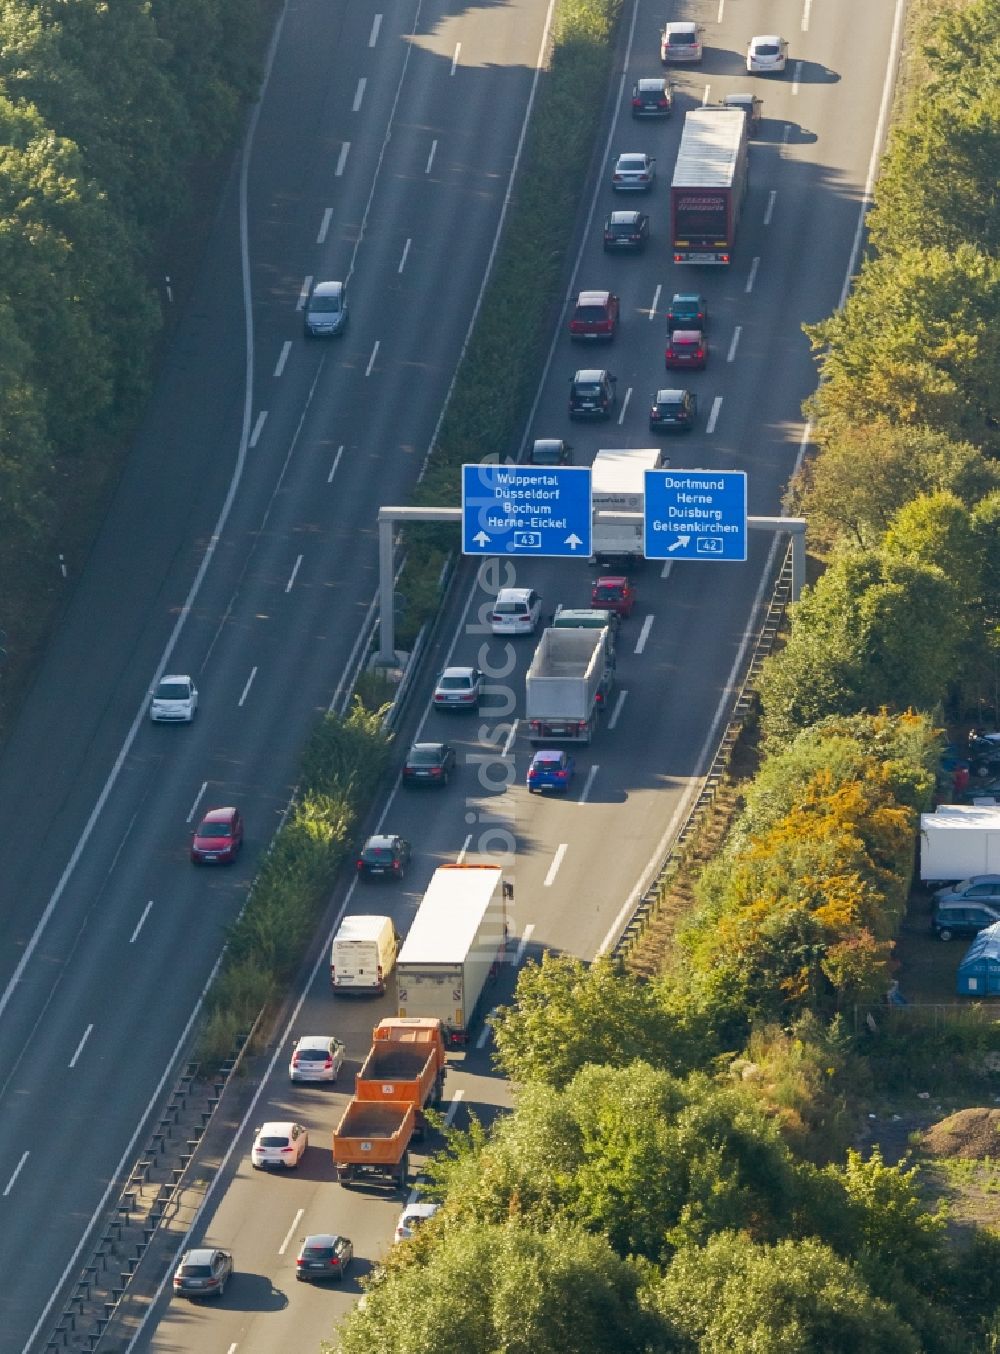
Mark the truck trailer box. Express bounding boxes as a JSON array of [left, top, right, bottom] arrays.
[[591, 448, 666, 513], [919, 805, 1000, 882], [332, 1100, 414, 1188], [525, 626, 612, 742], [396, 865, 508, 1043]]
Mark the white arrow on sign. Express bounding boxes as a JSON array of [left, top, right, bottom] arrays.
[[473, 530, 491, 548], [564, 534, 583, 550], [667, 534, 691, 552]]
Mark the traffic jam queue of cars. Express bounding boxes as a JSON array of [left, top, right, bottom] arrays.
[[168, 16, 791, 1307]]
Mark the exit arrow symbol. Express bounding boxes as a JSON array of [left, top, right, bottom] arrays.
[[565, 533, 583, 550], [667, 534, 691, 552], [473, 530, 491, 548]]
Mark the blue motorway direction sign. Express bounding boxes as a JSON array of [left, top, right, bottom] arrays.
[[462, 464, 592, 558], [643, 469, 747, 561]]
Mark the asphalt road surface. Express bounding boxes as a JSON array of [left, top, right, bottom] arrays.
[[0, 0, 906, 1347]]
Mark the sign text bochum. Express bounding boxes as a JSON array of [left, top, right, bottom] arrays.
[[461, 464, 592, 558]]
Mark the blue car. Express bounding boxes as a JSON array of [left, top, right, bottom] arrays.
[[527, 750, 575, 793]]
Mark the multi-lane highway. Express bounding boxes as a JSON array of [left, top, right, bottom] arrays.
[[0, 1, 557, 1349], [0, 0, 905, 1349]]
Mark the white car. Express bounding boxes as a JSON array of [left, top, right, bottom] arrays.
[[251, 1121, 308, 1169], [490, 588, 542, 636], [289, 1035, 346, 1083], [746, 35, 788, 74], [612, 152, 656, 192], [660, 20, 703, 63], [149, 674, 198, 722], [394, 1201, 440, 1242]]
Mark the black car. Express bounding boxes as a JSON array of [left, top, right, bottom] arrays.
[[603, 210, 650, 252], [631, 77, 673, 116], [295, 1234, 354, 1283], [666, 292, 709, 332], [403, 741, 457, 787], [356, 833, 411, 880], [569, 369, 617, 420], [525, 438, 573, 466], [649, 388, 697, 432]]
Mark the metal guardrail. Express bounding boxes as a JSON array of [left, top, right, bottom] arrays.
[[611, 540, 796, 962], [44, 1009, 265, 1354]]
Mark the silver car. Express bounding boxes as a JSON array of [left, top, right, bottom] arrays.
[[304, 280, 349, 337], [612, 152, 656, 191], [173, 1247, 232, 1299]]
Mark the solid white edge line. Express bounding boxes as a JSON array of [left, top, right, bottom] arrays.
[[130, 900, 154, 944], [579, 765, 599, 804], [68, 1024, 93, 1069], [634, 614, 654, 654], [278, 1208, 304, 1256], [544, 844, 567, 887]]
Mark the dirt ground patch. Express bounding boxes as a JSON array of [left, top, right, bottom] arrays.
[[918, 1108, 1000, 1161]]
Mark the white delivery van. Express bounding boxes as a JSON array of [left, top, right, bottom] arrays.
[[330, 915, 399, 995]]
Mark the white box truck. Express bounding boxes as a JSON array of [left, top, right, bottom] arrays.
[[330, 915, 400, 995], [525, 625, 614, 744], [591, 448, 666, 565], [396, 865, 509, 1045], [920, 805, 1000, 882]]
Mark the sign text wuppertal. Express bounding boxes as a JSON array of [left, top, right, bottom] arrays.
[[462, 464, 592, 558]]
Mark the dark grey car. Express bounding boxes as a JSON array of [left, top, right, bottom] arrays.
[[173, 1248, 233, 1299], [304, 280, 348, 337], [296, 1234, 354, 1282]]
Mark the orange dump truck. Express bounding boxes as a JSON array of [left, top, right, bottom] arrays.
[[356, 1018, 446, 1140], [332, 1101, 414, 1190]]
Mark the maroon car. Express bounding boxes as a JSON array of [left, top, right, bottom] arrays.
[[191, 806, 244, 864], [664, 328, 706, 370]]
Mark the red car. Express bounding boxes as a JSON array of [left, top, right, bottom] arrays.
[[191, 806, 244, 864], [569, 290, 619, 342], [591, 576, 635, 618], [664, 328, 706, 369]]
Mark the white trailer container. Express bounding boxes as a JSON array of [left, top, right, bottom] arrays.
[[525, 626, 612, 744], [591, 448, 666, 564], [396, 865, 509, 1044], [919, 805, 1000, 882]]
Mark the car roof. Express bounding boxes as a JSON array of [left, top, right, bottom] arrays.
[[671, 292, 703, 303], [311, 279, 343, 298], [670, 329, 702, 341], [575, 369, 607, 382], [400, 1202, 440, 1220], [364, 834, 396, 849], [441, 665, 475, 678], [665, 21, 697, 34], [294, 1035, 334, 1050], [724, 93, 757, 106], [617, 151, 648, 161], [183, 1248, 219, 1264], [496, 587, 533, 602], [410, 741, 447, 754], [954, 875, 1000, 887], [577, 290, 612, 305], [159, 673, 192, 684], [258, 1120, 297, 1134], [532, 438, 564, 449], [533, 750, 565, 761], [751, 34, 782, 44], [609, 209, 642, 222], [302, 1233, 344, 1246], [637, 77, 666, 89], [654, 388, 687, 402], [595, 575, 629, 586], [200, 806, 236, 823]]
